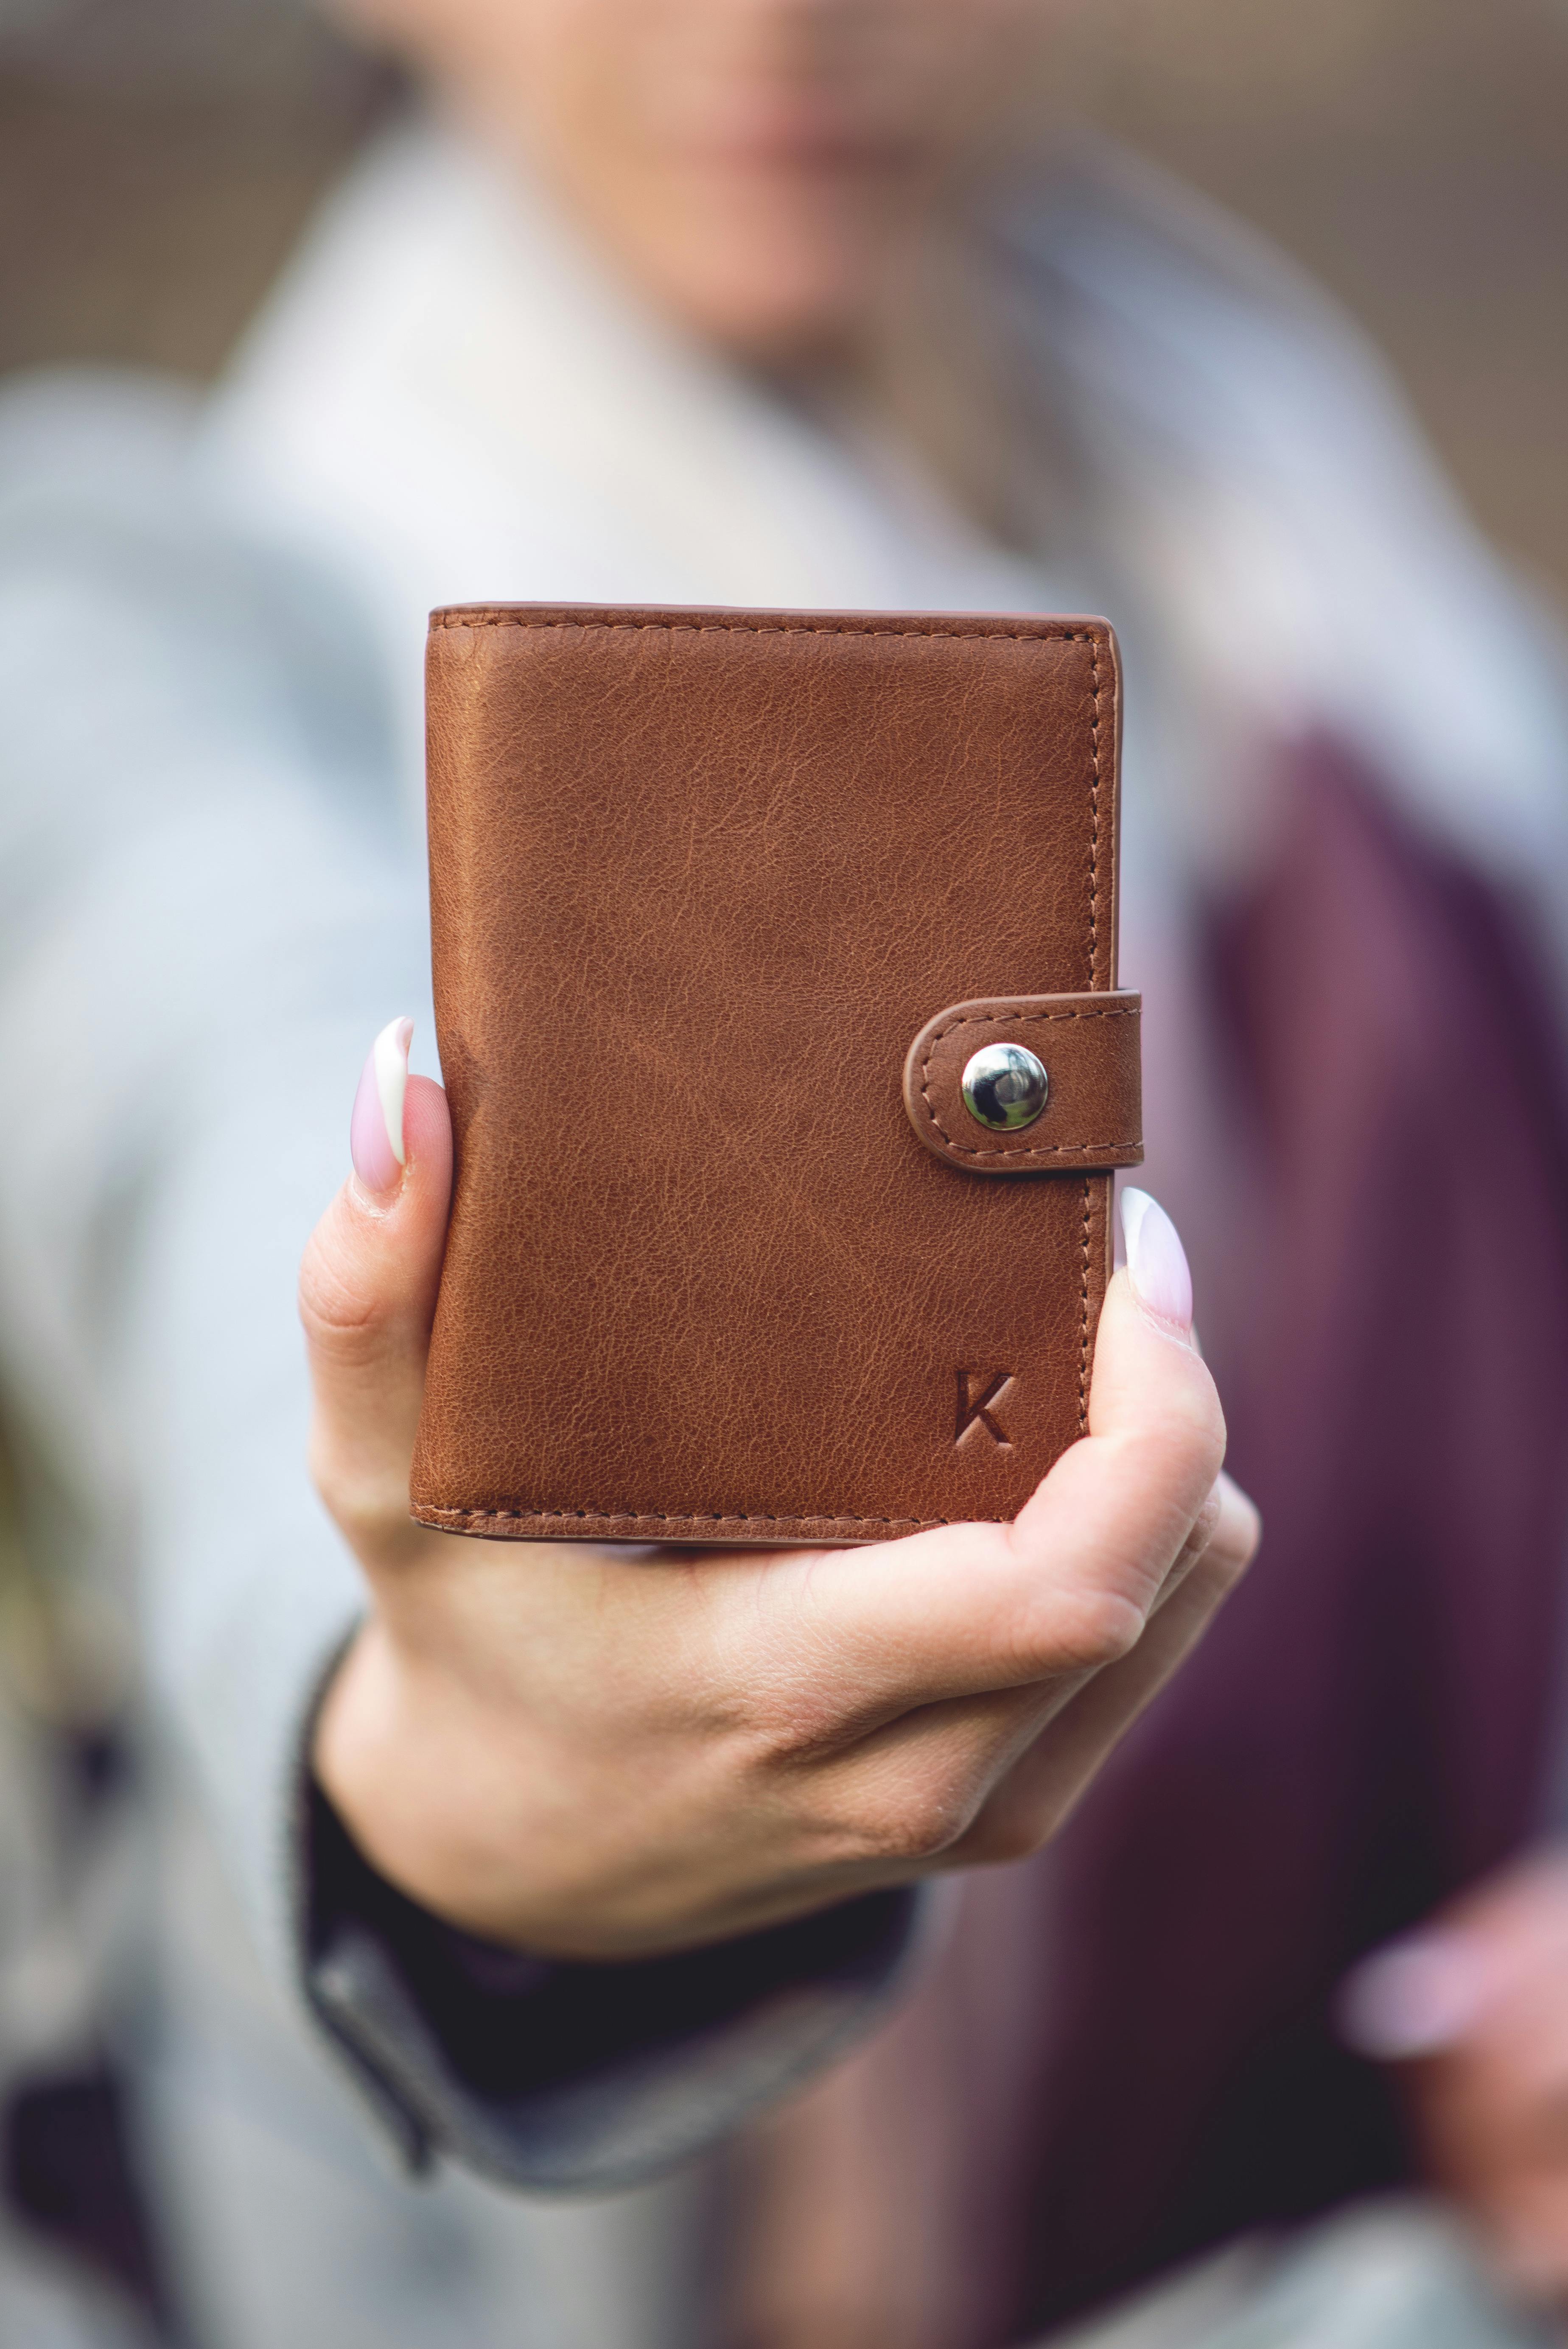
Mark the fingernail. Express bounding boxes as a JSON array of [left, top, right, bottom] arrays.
[[350, 1017, 414, 1195], [1120, 1187, 1193, 1334], [1336, 1931, 1490, 2060]]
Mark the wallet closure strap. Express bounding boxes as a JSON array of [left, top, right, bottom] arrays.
[[903, 992, 1143, 1174]]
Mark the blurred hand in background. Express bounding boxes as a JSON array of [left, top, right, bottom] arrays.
[[1345, 1849, 1568, 2311]]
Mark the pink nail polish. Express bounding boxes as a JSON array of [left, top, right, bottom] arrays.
[[1336, 1932, 1490, 2061], [350, 1018, 414, 1195], [1120, 1187, 1193, 1333]]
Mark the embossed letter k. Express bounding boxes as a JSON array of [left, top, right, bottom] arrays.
[[955, 1368, 1015, 1449]]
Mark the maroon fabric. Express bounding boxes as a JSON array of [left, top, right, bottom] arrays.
[[1011, 745, 1568, 2325]]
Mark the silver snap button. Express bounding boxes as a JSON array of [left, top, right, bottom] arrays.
[[960, 1041, 1049, 1131]]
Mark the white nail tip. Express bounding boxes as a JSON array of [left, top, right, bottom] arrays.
[[1120, 1185, 1154, 1263], [372, 1017, 414, 1168], [1119, 1184, 1193, 1330]]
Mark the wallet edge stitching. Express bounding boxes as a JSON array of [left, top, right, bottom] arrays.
[[410, 1505, 947, 1534]]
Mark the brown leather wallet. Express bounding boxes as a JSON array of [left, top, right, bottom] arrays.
[[410, 603, 1141, 1546]]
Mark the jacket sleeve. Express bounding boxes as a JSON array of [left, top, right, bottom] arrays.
[[0, 378, 923, 2191], [305, 1772, 924, 2190]]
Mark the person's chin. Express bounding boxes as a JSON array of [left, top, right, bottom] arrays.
[[646, 199, 898, 364]]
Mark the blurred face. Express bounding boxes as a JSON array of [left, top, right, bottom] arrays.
[[334, 0, 1051, 358]]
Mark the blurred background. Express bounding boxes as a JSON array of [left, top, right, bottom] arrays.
[[1, 0, 1566, 605], [2, 2, 1568, 2342]]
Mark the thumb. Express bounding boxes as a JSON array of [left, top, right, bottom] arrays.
[[300, 1018, 452, 1556]]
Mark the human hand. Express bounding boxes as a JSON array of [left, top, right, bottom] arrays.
[[1341, 1847, 1568, 2307], [305, 1019, 1258, 1961]]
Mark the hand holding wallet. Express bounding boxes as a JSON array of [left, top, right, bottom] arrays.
[[410, 603, 1141, 1544], [311, 612, 1252, 1972]]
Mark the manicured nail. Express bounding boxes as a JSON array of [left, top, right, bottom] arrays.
[[1336, 1931, 1490, 2060], [1120, 1187, 1193, 1333], [350, 1017, 414, 1195]]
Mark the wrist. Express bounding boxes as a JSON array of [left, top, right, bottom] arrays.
[[312, 1611, 652, 1958], [312, 1614, 500, 1934]]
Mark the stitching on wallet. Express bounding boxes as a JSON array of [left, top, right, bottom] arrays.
[[1086, 635, 1102, 986], [433, 615, 1107, 647], [1078, 1180, 1092, 1433], [432, 615, 1112, 1514], [1081, 638, 1103, 1431], [916, 1007, 1138, 1159], [413, 1505, 946, 1533]]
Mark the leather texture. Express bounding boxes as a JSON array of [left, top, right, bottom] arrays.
[[412, 603, 1126, 1545], [904, 992, 1142, 1174]]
